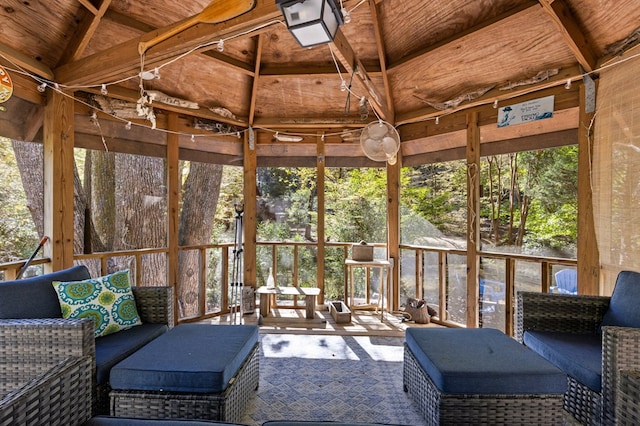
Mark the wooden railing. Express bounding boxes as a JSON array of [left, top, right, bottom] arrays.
[[1, 242, 577, 334]]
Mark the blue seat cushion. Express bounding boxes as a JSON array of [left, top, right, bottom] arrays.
[[600, 270, 640, 329], [0, 265, 90, 319], [523, 330, 602, 392], [95, 323, 168, 385], [85, 416, 247, 425], [405, 328, 567, 395], [109, 324, 259, 393]]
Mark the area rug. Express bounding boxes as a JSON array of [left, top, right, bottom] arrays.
[[240, 334, 426, 425]]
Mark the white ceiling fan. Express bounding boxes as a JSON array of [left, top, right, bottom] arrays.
[[360, 121, 401, 164]]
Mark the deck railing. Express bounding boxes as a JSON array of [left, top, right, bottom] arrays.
[[0, 242, 576, 335]]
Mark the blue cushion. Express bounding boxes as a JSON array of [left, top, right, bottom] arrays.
[[0, 265, 90, 319], [523, 330, 602, 392], [600, 270, 640, 329], [263, 423, 403, 426], [405, 328, 567, 394], [95, 323, 168, 385], [110, 324, 259, 393], [85, 416, 246, 425]]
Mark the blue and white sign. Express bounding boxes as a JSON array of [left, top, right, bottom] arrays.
[[497, 95, 554, 128]]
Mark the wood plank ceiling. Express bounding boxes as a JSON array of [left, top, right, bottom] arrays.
[[0, 0, 639, 166]]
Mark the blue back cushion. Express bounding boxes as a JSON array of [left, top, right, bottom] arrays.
[[600, 270, 640, 329], [0, 265, 91, 319]]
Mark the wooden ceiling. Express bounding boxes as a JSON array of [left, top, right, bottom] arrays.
[[1, 0, 639, 166]]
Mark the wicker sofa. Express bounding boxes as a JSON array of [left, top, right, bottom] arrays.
[[516, 270, 640, 425], [0, 265, 174, 415]]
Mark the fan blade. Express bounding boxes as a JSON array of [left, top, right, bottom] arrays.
[[138, 0, 256, 55]]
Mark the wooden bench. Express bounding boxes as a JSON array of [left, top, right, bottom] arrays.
[[256, 286, 320, 319]]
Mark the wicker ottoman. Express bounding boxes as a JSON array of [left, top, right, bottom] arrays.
[[109, 324, 259, 422], [403, 328, 567, 425]]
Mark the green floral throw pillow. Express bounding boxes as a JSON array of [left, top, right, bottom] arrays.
[[52, 270, 142, 338]]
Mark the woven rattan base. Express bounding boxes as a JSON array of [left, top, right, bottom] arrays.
[[110, 343, 259, 422], [616, 370, 640, 425], [403, 345, 565, 425]]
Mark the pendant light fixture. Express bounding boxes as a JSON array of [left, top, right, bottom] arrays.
[[276, 0, 344, 48]]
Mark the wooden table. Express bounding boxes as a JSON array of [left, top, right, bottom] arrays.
[[255, 286, 321, 319], [344, 259, 392, 321]]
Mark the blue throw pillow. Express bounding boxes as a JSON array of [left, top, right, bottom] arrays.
[[52, 270, 142, 337], [600, 270, 640, 329]]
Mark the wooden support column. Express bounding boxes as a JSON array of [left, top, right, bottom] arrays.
[[243, 131, 257, 288], [167, 113, 180, 323], [466, 111, 481, 328], [578, 82, 599, 295], [387, 154, 401, 312], [316, 134, 326, 305], [43, 89, 75, 271]]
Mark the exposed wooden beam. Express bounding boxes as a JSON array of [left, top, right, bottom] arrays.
[[22, 104, 44, 142], [104, 9, 255, 76], [55, 0, 281, 87], [78, 0, 99, 16], [59, 0, 113, 65], [248, 34, 263, 125], [330, 29, 391, 122], [0, 41, 55, 80], [538, 0, 596, 72], [104, 9, 156, 33], [369, 0, 395, 122]]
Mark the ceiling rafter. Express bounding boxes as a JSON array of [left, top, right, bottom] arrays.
[[331, 29, 391, 122], [538, 0, 597, 72], [248, 34, 264, 125], [59, 0, 113, 65], [0, 40, 54, 80], [102, 8, 256, 77], [54, 0, 281, 87], [77, 0, 99, 15], [368, 0, 394, 122]]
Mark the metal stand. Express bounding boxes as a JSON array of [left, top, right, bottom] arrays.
[[230, 200, 244, 324]]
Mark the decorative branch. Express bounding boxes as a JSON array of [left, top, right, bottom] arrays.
[[499, 69, 559, 91], [414, 86, 494, 110]]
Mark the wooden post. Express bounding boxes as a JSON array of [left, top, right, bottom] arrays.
[[466, 111, 481, 328], [43, 89, 75, 271], [316, 134, 326, 304], [387, 152, 401, 312], [243, 130, 257, 289], [578, 82, 599, 295], [167, 112, 180, 323]]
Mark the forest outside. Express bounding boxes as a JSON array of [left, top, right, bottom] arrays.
[[0, 136, 577, 325]]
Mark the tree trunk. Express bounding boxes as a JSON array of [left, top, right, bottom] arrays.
[[88, 150, 115, 251], [11, 140, 44, 236], [507, 153, 518, 245], [177, 161, 224, 317], [113, 154, 166, 285]]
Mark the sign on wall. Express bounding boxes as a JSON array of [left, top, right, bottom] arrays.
[[0, 65, 13, 104], [497, 95, 554, 128]]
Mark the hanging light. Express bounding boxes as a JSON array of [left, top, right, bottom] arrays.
[[276, 0, 344, 48]]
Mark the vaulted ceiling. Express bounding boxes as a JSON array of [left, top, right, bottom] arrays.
[[1, 0, 639, 166]]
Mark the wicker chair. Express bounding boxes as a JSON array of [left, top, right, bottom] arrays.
[[516, 278, 640, 426], [0, 319, 93, 425], [0, 286, 174, 416]]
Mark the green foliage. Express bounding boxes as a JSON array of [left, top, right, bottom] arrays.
[[0, 137, 39, 262]]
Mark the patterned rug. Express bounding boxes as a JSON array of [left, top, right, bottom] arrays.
[[240, 334, 426, 425]]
